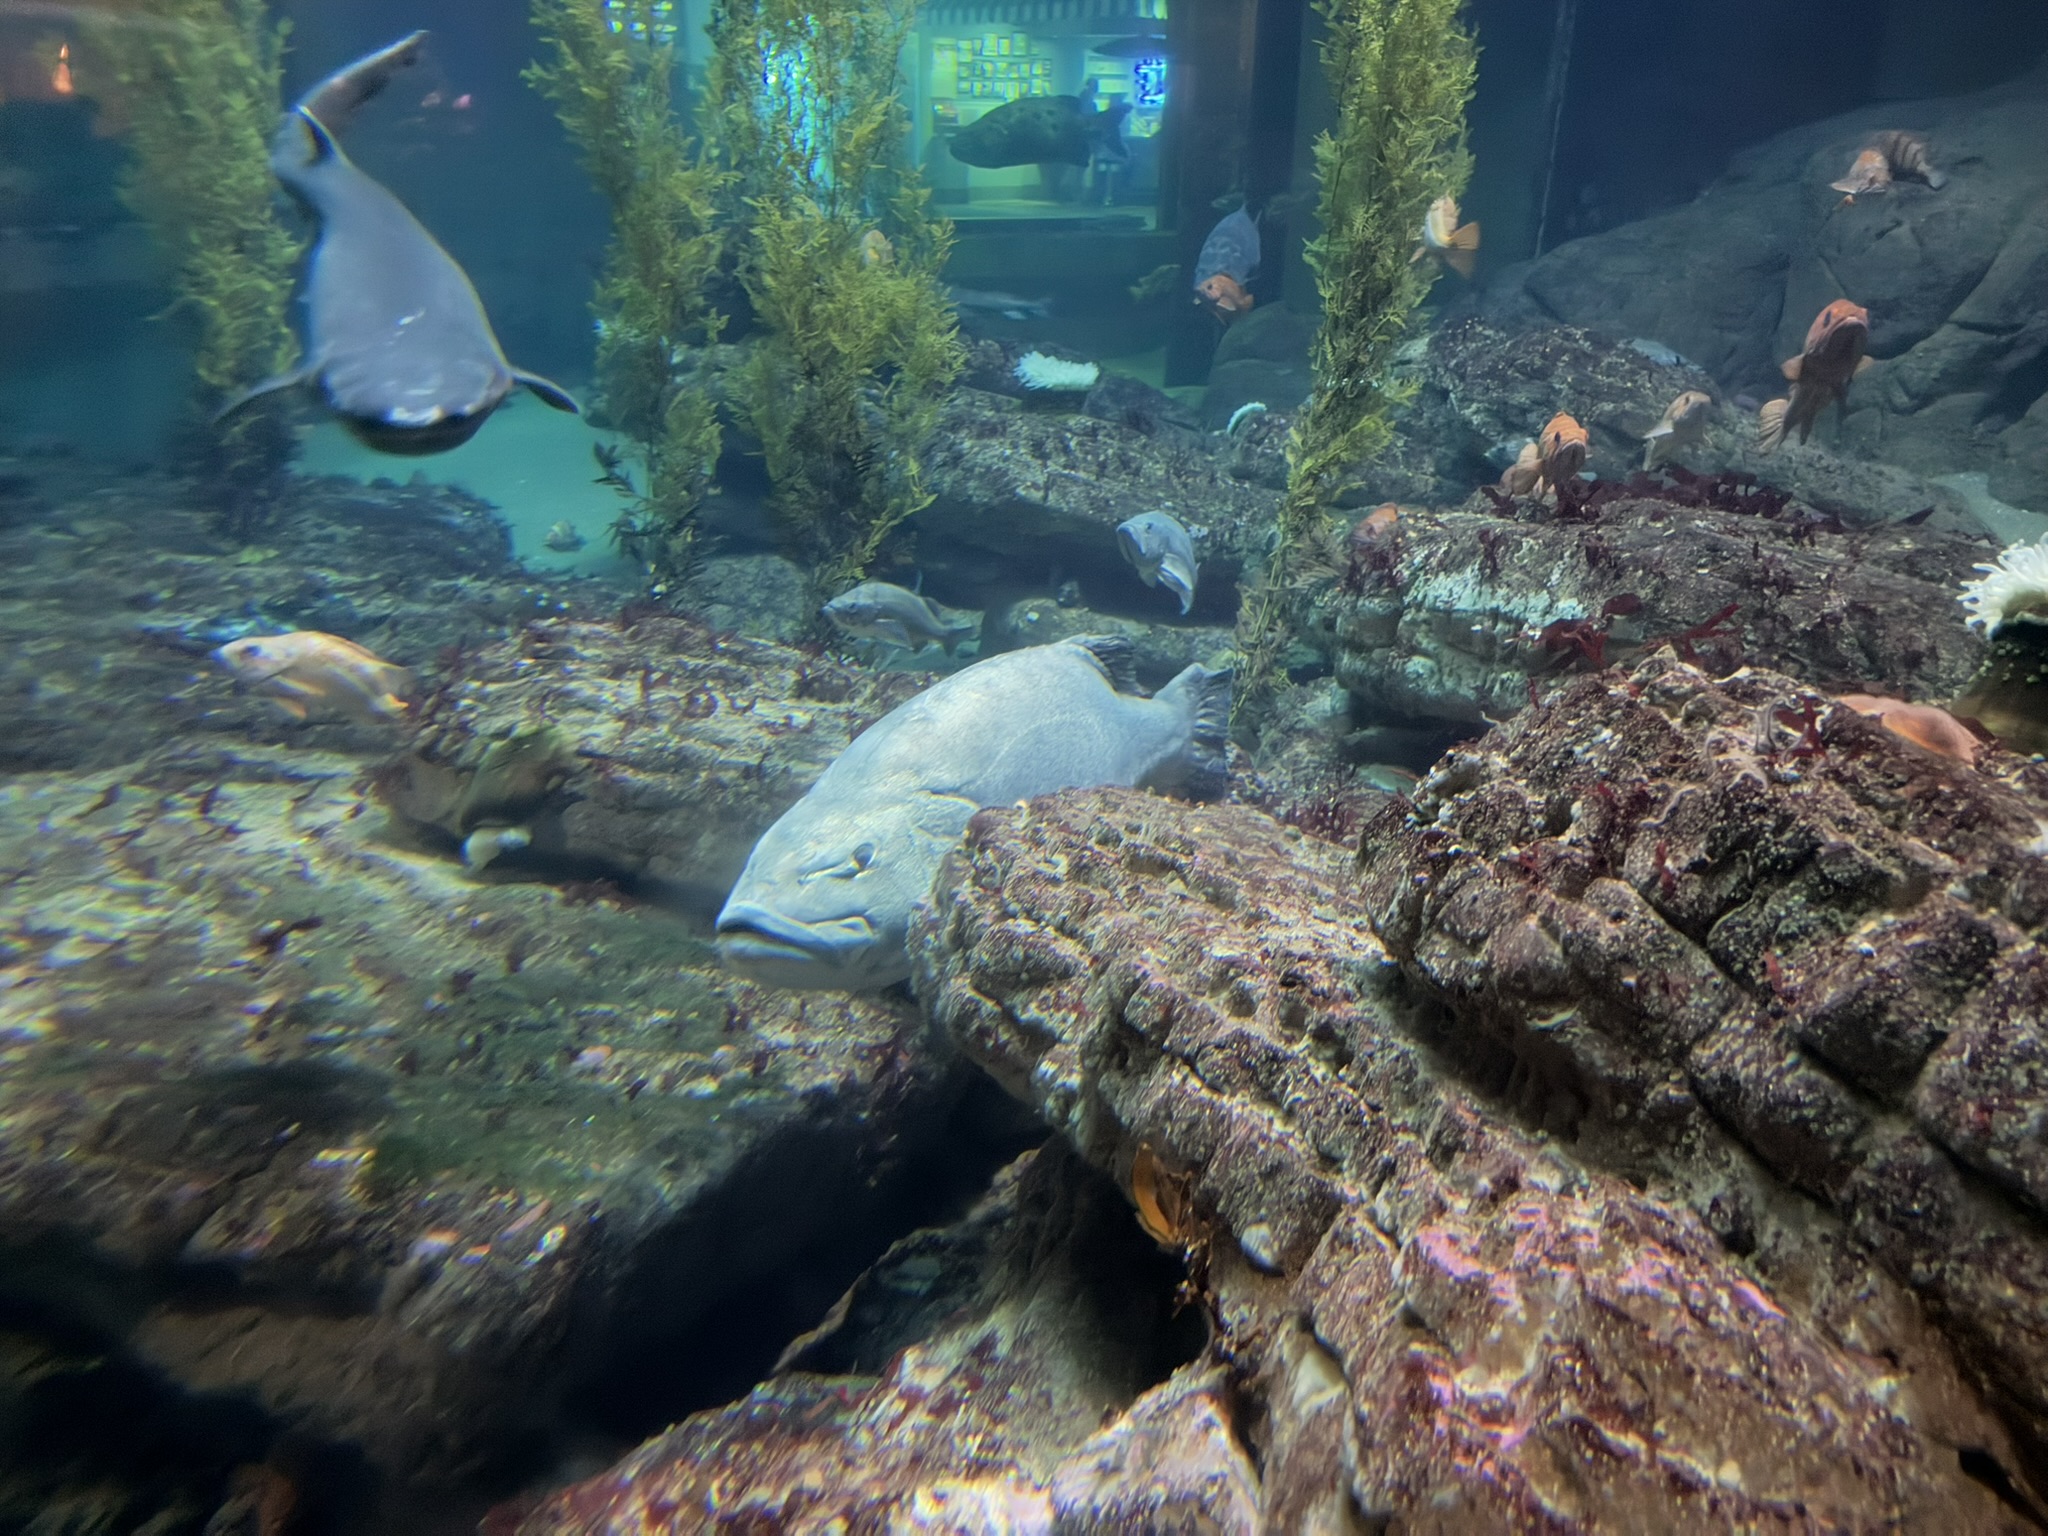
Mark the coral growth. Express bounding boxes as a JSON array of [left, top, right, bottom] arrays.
[[85, 0, 300, 532], [528, 0, 730, 583], [1233, 0, 1476, 724]]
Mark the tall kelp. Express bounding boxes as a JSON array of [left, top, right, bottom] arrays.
[[86, 0, 301, 534], [707, 0, 963, 594], [1232, 0, 1475, 723], [527, 0, 729, 582]]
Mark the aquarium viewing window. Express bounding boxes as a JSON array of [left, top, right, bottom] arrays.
[[914, 0, 1169, 220], [604, 0, 681, 46]]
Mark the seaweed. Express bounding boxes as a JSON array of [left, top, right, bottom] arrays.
[[85, 0, 301, 535], [528, 0, 730, 584], [706, 0, 964, 597], [1233, 0, 1476, 725]]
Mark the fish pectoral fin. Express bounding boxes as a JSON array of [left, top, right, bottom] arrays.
[[1756, 399, 1791, 455], [266, 695, 311, 721], [1443, 246, 1477, 279], [1855, 355, 1875, 375], [513, 372, 581, 414], [1449, 220, 1480, 251], [1642, 423, 1674, 441], [1781, 356, 1803, 382], [213, 368, 313, 424]]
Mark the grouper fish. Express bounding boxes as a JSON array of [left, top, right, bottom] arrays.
[[217, 33, 578, 454], [716, 635, 1230, 990], [947, 79, 1131, 170]]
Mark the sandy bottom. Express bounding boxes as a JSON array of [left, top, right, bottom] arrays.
[[296, 401, 637, 581]]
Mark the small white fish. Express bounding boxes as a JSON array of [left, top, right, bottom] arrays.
[[462, 826, 531, 871], [1642, 390, 1712, 470]]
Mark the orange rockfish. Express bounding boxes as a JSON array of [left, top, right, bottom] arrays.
[[1757, 299, 1871, 453], [1195, 272, 1254, 316], [1642, 390, 1712, 470], [1413, 194, 1480, 278], [1502, 412, 1590, 498], [213, 631, 414, 724], [1830, 148, 1891, 202]]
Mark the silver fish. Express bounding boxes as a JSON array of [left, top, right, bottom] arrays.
[[948, 287, 1053, 322], [822, 581, 980, 654], [1116, 511, 1198, 615], [216, 33, 578, 454], [716, 636, 1231, 989]]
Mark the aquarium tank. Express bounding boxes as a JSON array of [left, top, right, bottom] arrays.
[[5, 0, 2048, 1528]]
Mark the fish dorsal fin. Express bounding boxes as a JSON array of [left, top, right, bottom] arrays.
[[297, 106, 342, 164], [1782, 355, 1803, 381], [1072, 634, 1140, 694], [1079, 77, 1099, 107]]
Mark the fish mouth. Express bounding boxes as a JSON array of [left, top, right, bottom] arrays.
[[340, 410, 490, 456], [714, 904, 892, 990]]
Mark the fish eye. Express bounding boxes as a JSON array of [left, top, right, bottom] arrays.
[[852, 842, 874, 870]]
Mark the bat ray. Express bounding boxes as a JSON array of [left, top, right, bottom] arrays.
[[217, 32, 577, 454]]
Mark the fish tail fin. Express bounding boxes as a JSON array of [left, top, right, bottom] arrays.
[[1757, 399, 1791, 454], [1925, 168, 1948, 190], [1158, 664, 1233, 799], [942, 613, 982, 655], [1449, 220, 1480, 252], [1443, 244, 1477, 279], [1074, 634, 1140, 693]]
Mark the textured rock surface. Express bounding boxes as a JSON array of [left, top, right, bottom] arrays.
[[508, 1142, 1252, 1533], [1481, 61, 2048, 506], [1358, 654, 2048, 1498], [0, 751, 962, 1507], [0, 460, 592, 774], [1307, 485, 1987, 726], [376, 614, 927, 911], [915, 388, 1272, 626], [912, 785, 2031, 1529], [1229, 322, 1991, 533]]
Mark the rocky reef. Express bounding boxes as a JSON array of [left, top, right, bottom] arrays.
[[1481, 58, 2048, 507]]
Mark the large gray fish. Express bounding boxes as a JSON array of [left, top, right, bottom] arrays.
[[217, 33, 578, 454], [948, 80, 1130, 169], [1193, 205, 1259, 314], [822, 581, 980, 654], [716, 636, 1230, 990], [1116, 511, 1198, 614]]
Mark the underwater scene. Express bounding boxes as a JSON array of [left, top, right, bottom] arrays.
[[5, 0, 2048, 1528]]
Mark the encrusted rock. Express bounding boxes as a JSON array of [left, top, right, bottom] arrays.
[[911, 785, 2029, 1529], [915, 388, 1270, 623], [508, 1142, 1253, 1533], [0, 750, 960, 1500], [1308, 488, 1986, 725], [376, 614, 927, 909], [1358, 653, 2048, 1496]]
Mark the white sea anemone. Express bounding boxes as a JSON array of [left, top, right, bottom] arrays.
[[1960, 533, 2048, 633], [1014, 351, 1099, 392], [1225, 401, 1269, 436]]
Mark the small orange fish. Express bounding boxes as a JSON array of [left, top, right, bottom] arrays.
[[1830, 147, 1890, 202], [51, 43, 73, 97], [1413, 194, 1480, 278], [1758, 299, 1871, 453], [1196, 272, 1254, 317], [1356, 504, 1400, 538], [213, 631, 413, 725], [1642, 390, 1712, 470], [1835, 694, 1979, 767], [1503, 412, 1590, 499], [859, 228, 894, 268]]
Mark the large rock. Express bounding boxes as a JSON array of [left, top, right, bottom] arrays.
[[506, 1142, 1254, 1533], [1481, 60, 2048, 507], [910, 786, 2032, 1529], [1357, 654, 2048, 1495], [1308, 484, 1987, 727], [0, 457, 601, 774], [914, 388, 1274, 626], [375, 614, 928, 911], [0, 749, 965, 1519]]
